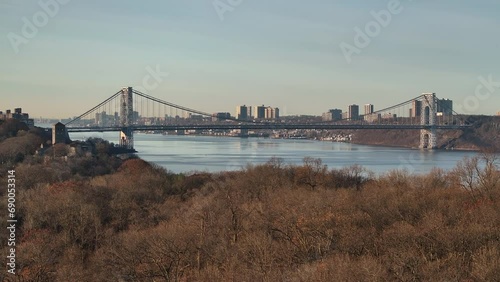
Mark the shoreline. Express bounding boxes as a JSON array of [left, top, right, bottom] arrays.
[[147, 132, 483, 153], [69, 130, 483, 154], [346, 141, 481, 152]]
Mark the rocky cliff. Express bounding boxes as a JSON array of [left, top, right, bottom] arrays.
[[341, 116, 500, 151]]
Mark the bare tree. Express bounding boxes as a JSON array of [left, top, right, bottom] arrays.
[[294, 157, 327, 189], [453, 153, 500, 200]]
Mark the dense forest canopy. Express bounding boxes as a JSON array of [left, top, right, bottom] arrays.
[[0, 120, 499, 281]]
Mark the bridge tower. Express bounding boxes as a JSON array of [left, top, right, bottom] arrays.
[[419, 93, 437, 149], [119, 87, 134, 149]]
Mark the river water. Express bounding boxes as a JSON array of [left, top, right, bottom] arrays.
[[67, 131, 476, 174]]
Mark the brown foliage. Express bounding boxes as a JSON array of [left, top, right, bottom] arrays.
[[11, 156, 500, 281], [0, 131, 43, 164], [118, 158, 153, 175]]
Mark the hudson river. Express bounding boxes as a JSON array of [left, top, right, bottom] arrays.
[[68, 132, 477, 174]]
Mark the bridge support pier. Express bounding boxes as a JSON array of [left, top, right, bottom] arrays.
[[420, 128, 437, 149], [119, 87, 134, 150], [119, 127, 134, 150], [419, 93, 438, 149], [240, 128, 249, 137]]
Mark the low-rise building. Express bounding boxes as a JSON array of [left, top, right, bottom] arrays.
[[213, 112, 231, 122], [322, 109, 342, 121], [364, 113, 381, 123], [0, 107, 34, 128]]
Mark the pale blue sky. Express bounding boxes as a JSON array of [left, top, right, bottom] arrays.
[[1, 0, 499, 118]]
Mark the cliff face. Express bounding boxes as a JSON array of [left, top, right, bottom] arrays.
[[343, 116, 500, 151], [350, 129, 420, 148], [442, 116, 500, 151]]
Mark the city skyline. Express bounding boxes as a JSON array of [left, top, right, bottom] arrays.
[[2, 1, 500, 118], [6, 96, 453, 121]]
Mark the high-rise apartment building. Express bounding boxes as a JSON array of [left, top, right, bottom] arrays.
[[254, 105, 266, 119], [437, 99, 453, 115], [263, 107, 280, 119], [331, 109, 342, 120], [246, 106, 253, 119], [410, 100, 422, 118], [348, 104, 359, 121], [236, 105, 248, 120], [364, 104, 374, 116], [265, 107, 274, 119]]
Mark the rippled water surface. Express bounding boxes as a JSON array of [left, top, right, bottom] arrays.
[[68, 132, 477, 174]]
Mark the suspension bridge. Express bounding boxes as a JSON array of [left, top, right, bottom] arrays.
[[54, 87, 470, 150]]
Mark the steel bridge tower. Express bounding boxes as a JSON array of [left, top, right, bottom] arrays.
[[420, 93, 437, 149], [119, 87, 134, 149]]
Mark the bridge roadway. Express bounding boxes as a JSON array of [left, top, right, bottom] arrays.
[[66, 123, 470, 133]]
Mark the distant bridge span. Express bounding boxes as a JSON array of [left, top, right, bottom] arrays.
[[56, 87, 471, 150]]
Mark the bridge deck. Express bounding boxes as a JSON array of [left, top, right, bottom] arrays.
[[66, 124, 470, 132]]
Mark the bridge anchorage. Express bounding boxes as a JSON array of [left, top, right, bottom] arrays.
[[60, 87, 469, 151]]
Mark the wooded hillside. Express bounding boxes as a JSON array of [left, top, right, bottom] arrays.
[[0, 154, 499, 281]]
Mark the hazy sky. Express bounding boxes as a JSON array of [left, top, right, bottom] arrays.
[[1, 0, 500, 119]]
